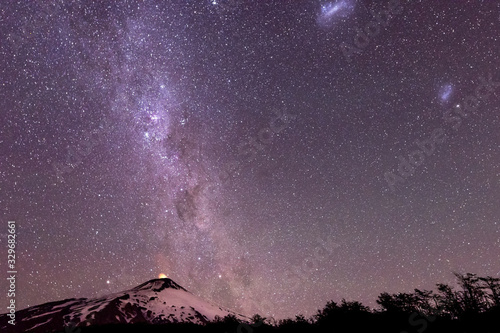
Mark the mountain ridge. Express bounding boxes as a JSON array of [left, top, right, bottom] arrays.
[[0, 278, 248, 333]]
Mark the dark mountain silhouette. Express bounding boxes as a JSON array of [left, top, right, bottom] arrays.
[[0, 278, 247, 333], [1, 273, 499, 333]]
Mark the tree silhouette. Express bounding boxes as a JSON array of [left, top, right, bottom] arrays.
[[38, 272, 500, 333], [479, 276, 500, 308]]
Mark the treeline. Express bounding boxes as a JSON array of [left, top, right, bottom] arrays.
[[376, 273, 500, 318], [80, 272, 499, 333]]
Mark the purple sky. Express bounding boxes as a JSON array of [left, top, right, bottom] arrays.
[[1, 0, 499, 319]]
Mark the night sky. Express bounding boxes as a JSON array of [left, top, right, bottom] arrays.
[[1, 0, 500, 320]]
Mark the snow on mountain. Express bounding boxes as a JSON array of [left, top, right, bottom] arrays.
[[0, 278, 248, 333]]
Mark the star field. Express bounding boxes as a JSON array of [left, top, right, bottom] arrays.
[[1, 0, 500, 320]]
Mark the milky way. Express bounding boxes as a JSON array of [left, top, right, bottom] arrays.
[[1, 0, 500, 320]]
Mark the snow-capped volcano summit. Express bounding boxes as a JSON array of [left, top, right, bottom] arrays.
[[0, 278, 247, 333], [130, 277, 188, 293]]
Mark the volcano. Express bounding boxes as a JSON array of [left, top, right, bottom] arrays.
[[0, 278, 248, 333]]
